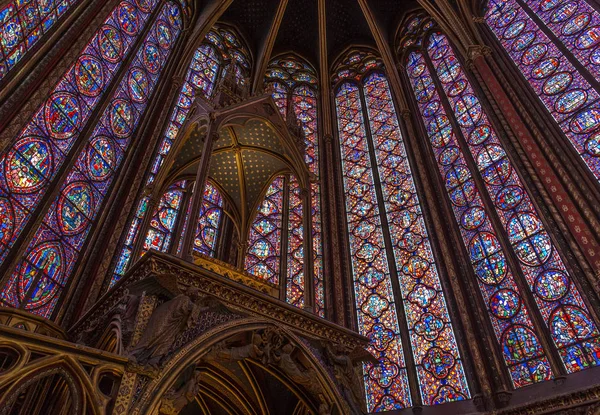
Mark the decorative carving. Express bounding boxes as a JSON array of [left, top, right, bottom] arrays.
[[128, 287, 216, 368], [157, 365, 202, 415]]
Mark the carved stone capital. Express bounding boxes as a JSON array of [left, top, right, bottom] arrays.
[[400, 109, 412, 121], [467, 44, 492, 61], [472, 15, 486, 24], [323, 133, 333, 144]]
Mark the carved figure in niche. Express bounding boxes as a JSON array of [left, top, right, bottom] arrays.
[[325, 343, 375, 413], [274, 343, 315, 386], [205, 331, 264, 362], [158, 364, 202, 415], [128, 287, 210, 368]]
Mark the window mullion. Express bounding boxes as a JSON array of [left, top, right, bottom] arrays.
[[422, 47, 568, 378], [358, 82, 424, 407]]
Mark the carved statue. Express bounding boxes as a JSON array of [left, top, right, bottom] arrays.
[[205, 331, 265, 362], [274, 344, 315, 386], [158, 364, 202, 415], [325, 343, 372, 413], [128, 287, 210, 368]]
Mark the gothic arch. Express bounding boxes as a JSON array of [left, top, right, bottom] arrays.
[[129, 319, 350, 415]]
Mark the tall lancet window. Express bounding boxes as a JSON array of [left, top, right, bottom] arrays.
[[333, 50, 469, 411], [401, 19, 600, 387], [0, 1, 184, 318], [262, 55, 324, 315], [0, 0, 82, 80], [485, 0, 600, 182], [110, 25, 250, 285]]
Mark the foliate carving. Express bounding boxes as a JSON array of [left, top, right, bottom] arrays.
[[467, 44, 492, 61], [473, 15, 487, 23]]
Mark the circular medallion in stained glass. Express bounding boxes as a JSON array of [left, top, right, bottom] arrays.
[[562, 13, 591, 36], [45, 92, 80, 139], [550, 2, 578, 23], [431, 124, 453, 148], [446, 166, 475, 206], [507, 213, 553, 266], [490, 289, 521, 319], [495, 185, 524, 210], [540, 0, 562, 10], [502, 325, 542, 363], [75, 55, 104, 97], [352, 221, 375, 239], [6, 137, 52, 193], [430, 45, 449, 60], [361, 293, 389, 318], [438, 145, 460, 165], [135, 0, 153, 12], [118, 2, 139, 35], [88, 136, 116, 180], [550, 306, 597, 346], [156, 20, 172, 49], [460, 206, 486, 230], [2, 21, 21, 50], [402, 255, 431, 279], [555, 89, 587, 113], [455, 95, 482, 128], [128, 68, 149, 103], [497, 8, 517, 28], [18, 241, 63, 287], [504, 20, 526, 39], [531, 57, 559, 79], [358, 266, 385, 289], [469, 232, 507, 285], [143, 42, 161, 73], [570, 108, 600, 134], [109, 99, 134, 138], [437, 56, 461, 83], [576, 26, 600, 49], [58, 181, 94, 234], [534, 270, 570, 301], [356, 242, 380, 262], [469, 124, 491, 145], [98, 25, 123, 63], [0, 198, 14, 246], [585, 133, 600, 155], [512, 31, 536, 52], [590, 46, 600, 65], [422, 347, 456, 379], [477, 145, 511, 185], [423, 99, 440, 117], [542, 72, 573, 95], [521, 43, 548, 65], [447, 79, 468, 97], [411, 62, 426, 77]]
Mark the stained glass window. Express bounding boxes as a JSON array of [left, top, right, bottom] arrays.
[[244, 176, 284, 284], [485, 0, 600, 184], [264, 55, 324, 316], [0, 0, 160, 267], [141, 181, 186, 254], [193, 181, 223, 256], [110, 26, 250, 284], [404, 27, 600, 387], [0, 0, 80, 80], [334, 50, 469, 410], [0, 1, 182, 318]]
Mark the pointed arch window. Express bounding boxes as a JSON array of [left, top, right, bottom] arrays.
[[244, 176, 285, 284], [263, 55, 324, 315], [0, 1, 183, 318], [110, 25, 250, 284], [0, 0, 81, 80], [403, 28, 600, 387], [333, 50, 469, 410], [485, 0, 600, 183], [142, 180, 186, 254]]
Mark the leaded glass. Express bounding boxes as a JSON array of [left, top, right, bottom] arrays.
[[364, 72, 469, 404], [0, 0, 159, 266], [244, 176, 284, 284], [486, 0, 600, 183], [0, 2, 182, 318], [406, 50, 553, 386], [286, 177, 304, 308], [336, 82, 411, 411], [193, 181, 223, 256], [0, 0, 81, 79], [141, 181, 185, 254], [427, 32, 600, 374]]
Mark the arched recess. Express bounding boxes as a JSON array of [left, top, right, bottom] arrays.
[[128, 319, 351, 415], [0, 355, 100, 415]]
